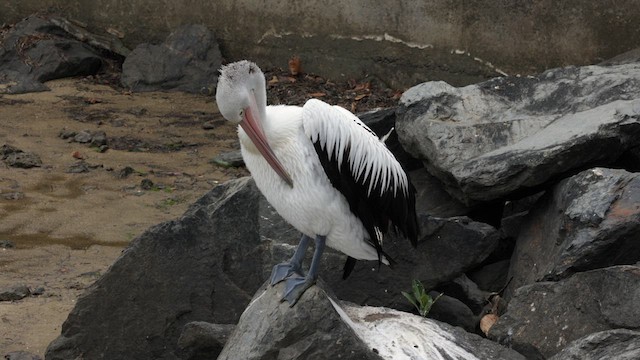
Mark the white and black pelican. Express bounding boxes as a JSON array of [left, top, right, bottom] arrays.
[[215, 60, 418, 305]]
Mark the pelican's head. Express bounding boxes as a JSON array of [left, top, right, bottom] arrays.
[[216, 60, 266, 124], [215, 60, 293, 187]]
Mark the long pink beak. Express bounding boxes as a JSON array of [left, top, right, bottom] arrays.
[[240, 92, 293, 187]]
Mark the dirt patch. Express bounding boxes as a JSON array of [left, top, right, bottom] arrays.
[[0, 69, 398, 356], [0, 78, 246, 356]]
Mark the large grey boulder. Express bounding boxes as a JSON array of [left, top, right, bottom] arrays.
[[0, 16, 108, 94], [505, 167, 640, 299], [46, 178, 265, 360], [489, 265, 640, 359], [548, 329, 640, 360], [396, 64, 640, 204], [218, 280, 525, 360], [121, 24, 222, 94]]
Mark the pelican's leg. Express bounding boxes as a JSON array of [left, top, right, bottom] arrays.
[[282, 235, 326, 306], [270, 234, 311, 285]]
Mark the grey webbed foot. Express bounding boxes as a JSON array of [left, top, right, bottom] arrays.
[[270, 262, 305, 285], [281, 275, 316, 306]]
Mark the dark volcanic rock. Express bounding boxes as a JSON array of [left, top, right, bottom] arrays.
[[0, 16, 108, 94], [506, 167, 640, 299], [218, 280, 524, 360], [489, 265, 640, 359], [0, 284, 31, 301], [548, 329, 640, 360], [426, 291, 476, 333], [218, 280, 383, 360], [121, 24, 222, 94], [410, 168, 469, 217], [45, 177, 502, 358], [210, 150, 244, 168], [4, 351, 42, 360], [327, 214, 500, 309], [4, 151, 42, 168], [396, 64, 640, 204], [177, 322, 235, 360], [45, 178, 266, 359]]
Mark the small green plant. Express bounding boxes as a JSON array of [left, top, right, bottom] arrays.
[[402, 279, 443, 317]]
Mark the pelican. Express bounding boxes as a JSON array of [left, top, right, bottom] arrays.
[[215, 60, 418, 306]]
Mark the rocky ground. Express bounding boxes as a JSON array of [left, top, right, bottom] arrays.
[[0, 66, 397, 356]]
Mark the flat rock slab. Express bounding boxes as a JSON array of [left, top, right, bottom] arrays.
[[489, 265, 640, 359], [396, 64, 640, 204]]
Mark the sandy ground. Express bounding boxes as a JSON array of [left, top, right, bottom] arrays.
[[0, 78, 246, 356]]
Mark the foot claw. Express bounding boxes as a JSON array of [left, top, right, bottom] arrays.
[[281, 276, 315, 306], [270, 262, 304, 285]]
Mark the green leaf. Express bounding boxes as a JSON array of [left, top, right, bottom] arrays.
[[401, 291, 419, 311]]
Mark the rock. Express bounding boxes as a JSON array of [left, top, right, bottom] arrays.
[[0, 70, 49, 94], [396, 64, 640, 204], [45, 178, 269, 359], [506, 168, 640, 299], [0, 284, 31, 301], [177, 322, 235, 360], [600, 47, 640, 66], [410, 168, 469, 217], [65, 161, 90, 173], [90, 131, 108, 147], [140, 178, 154, 190], [218, 280, 381, 360], [1, 192, 24, 200], [117, 166, 135, 179], [0, 16, 110, 94], [210, 150, 244, 168], [327, 214, 500, 308], [3, 351, 42, 360], [438, 274, 490, 314], [73, 130, 93, 143], [489, 265, 640, 358], [0, 239, 16, 248], [358, 107, 422, 171], [45, 177, 502, 358], [121, 24, 222, 94], [219, 279, 524, 360], [31, 286, 45, 296], [4, 151, 42, 168], [467, 259, 510, 293], [548, 329, 640, 360], [426, 291, 477, 333]]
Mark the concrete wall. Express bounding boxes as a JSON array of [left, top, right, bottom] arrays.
[[2, 0, 639, 88]]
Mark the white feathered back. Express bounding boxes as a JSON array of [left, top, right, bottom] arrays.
[[302, 99, 409, 196]]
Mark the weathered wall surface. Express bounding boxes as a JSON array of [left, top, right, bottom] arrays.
[[2, 0, 639, 88]]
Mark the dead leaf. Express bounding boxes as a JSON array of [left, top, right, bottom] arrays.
[[84, 98, 102, 104], [480, 313, 499, 336], [268, 76, 279, 85], [288, 56, 302, 76], [354, 94, 369, 101], [353, 82, 371, 92], [309, 92, 326, 97]]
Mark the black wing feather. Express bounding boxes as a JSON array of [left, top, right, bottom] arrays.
[[313, 140, 418, 278]]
